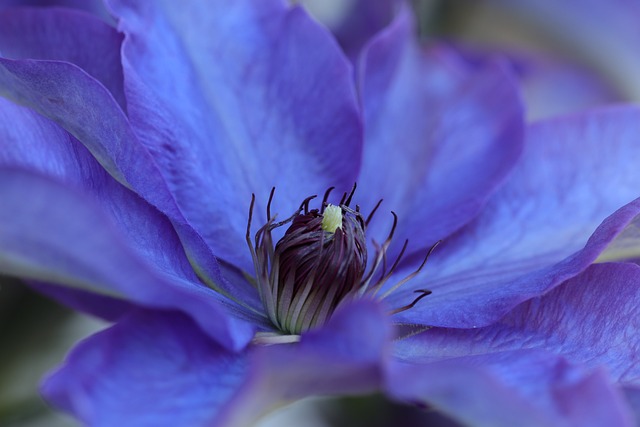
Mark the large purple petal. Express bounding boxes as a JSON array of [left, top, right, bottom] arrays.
[[221, 300, 391, 426], [0, 98, 263, 316], [396, 263, 640, 382], [106, 0, 363, 271], [42, 310, 250, 427], [357, 6, 524, 247], [43, 300, 390, 426], [0, 6, 125, 108], [0, 58, 180, 225], [0, 0, 111, 23], [0, 166, 254, 350], [389, 262, 640, 426], [0, 99, 194, 288], [391, 106, 640, 327], [388, 351, 633, 427], [0, 57, 246, 302]]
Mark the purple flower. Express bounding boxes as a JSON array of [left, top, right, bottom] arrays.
[[1, 1, 640, 425]]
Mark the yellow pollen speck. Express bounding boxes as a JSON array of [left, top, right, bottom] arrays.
[[321, 204, 343, 233]]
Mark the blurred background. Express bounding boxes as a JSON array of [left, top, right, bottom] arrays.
[[1, 0, 635, 425]]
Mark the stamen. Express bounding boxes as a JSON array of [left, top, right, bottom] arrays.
[[366, 199, 383, 226], [247, 185, 440, 337], [320, 187, 335, 213], [344, 183, 357, 207], [380, 240, 441, 299], [266, 187, 276, 220], [299, 194, 317, 214], [389, 289, 432, 315]]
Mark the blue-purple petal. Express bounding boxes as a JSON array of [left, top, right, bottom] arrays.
[[43, 300, 391, 426], [0, 6, 125, 108], [0, 166, 254, 350], [0, 57, 248, 302], [106, 0, 363, 271], [221, 300, 391, 426], [0, 0, 111, 22], [390, 262, 640, 425], [391, 106, 640, 327], [388, 351, 633, 427], [357, 6, 524, 248], [326, 0, 400, 61], [42, 310, 250, 427], [396, 263, 640, 382]]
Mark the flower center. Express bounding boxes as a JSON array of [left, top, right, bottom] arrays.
[[246, 185, 438, 336], [321, 204, 343, 233]]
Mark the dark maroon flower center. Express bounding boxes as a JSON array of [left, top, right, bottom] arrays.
[[246, 185, 438, 335]]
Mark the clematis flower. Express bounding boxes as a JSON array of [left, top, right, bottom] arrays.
[[1, 1, 640, 426]]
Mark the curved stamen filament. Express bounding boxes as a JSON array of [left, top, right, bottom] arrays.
[[246, 186, 440, 336]]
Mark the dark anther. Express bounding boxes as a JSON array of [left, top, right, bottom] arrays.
[[320, 187, 335, 213], [389, 289, 433, 315], [343, 182, 357, 207]]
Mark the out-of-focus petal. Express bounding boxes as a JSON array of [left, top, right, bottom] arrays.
[[222, 300, 391, 426], [107, 0, 363, 271], [623, 386, 640, 424], [29, 280, 132, 321], [392, 106, 640, 327], [483, 0, 640, 100], [597, 214, 640, 262], [0, 7, 125, 108], [515, 55, 620, 120], [0, 166, 254, 350], [310, 0, 400, 61], [0, 0, 111, 22], [42, 310, 250, 427], [454, 45, 620, 120], [358, 6, 524, 247], [388, 351, 633, 427], [43, 301, 390, 427]]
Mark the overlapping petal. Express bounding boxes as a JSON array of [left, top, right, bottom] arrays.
[[389, 262, 640, 426], [0, 28, 249, 302], [42, 310, 250, 427], [0, 166, 254, 350], [326, 0, 400, 61], [358, 6, 524, 246], [0, 6, 125, 107], [107, 0, 363, 271], [391, 106, 640, 327], [388, 351, 632, 427], [43, 300, 390, 427], [0, 0, 111, 22]]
